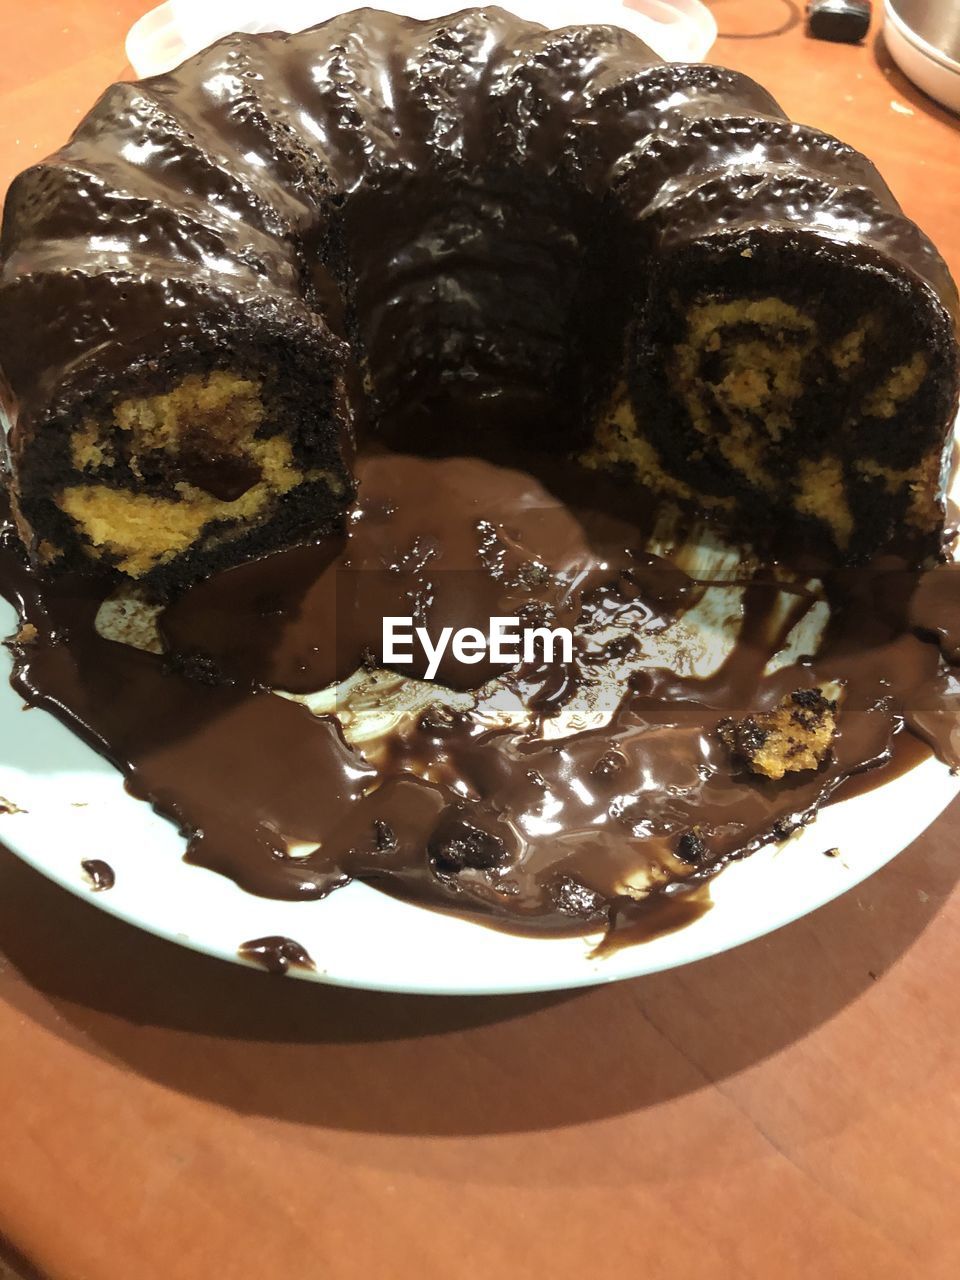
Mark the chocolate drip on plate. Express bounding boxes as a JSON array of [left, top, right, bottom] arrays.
[[2, 450, 960, 948], [238, 936, 316, 975], [80, 859, 115, 892]]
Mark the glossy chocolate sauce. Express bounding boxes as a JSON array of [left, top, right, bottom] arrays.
[[2, 449, 959, 946], [80, 859, 115, 892], [238, 936, 316, 975]]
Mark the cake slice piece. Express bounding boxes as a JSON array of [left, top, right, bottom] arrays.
[[588, 105, 960, 561], [718, 688, 838, 780]]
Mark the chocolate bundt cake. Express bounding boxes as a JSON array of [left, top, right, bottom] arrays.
[[1, 6, 957, 588]]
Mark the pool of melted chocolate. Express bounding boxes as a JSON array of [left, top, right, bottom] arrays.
[[1, 446, 959, 949]]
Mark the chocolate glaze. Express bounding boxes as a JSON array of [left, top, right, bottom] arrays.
[[910, 565, 960, 662], [238, 936, 316, 975], [160, 449, 642, 692], [1, 7, 957, 580], [3, 446, 960, 946], [80, 859, 115, 891], [593, 883, 713, 956]]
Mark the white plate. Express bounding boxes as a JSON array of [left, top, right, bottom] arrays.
[[2, 569, 958, 995], [125, 1, 718, 79], [2, 4, 955, 995]]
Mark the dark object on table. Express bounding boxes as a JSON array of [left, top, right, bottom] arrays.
[[807, 0, 872, 43]]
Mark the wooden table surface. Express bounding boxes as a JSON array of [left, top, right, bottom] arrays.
[[1, 2, 960, 1277]]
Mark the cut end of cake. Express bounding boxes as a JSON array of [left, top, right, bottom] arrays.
[[16, 354, 352, 588], [584, 238, 955, 561]]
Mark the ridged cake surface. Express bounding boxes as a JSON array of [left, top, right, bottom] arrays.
[[0, 6, 957, 586]]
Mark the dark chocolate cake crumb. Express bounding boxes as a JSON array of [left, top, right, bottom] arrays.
[[675, 830, 708, 864], [552, 876, 605, 919], [163, 649, 228, 687], [372, 818, 398, 852], [428, 812, 511, 874]]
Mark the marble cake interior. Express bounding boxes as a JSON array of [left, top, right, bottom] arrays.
[[1, 7, 957, 590]]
